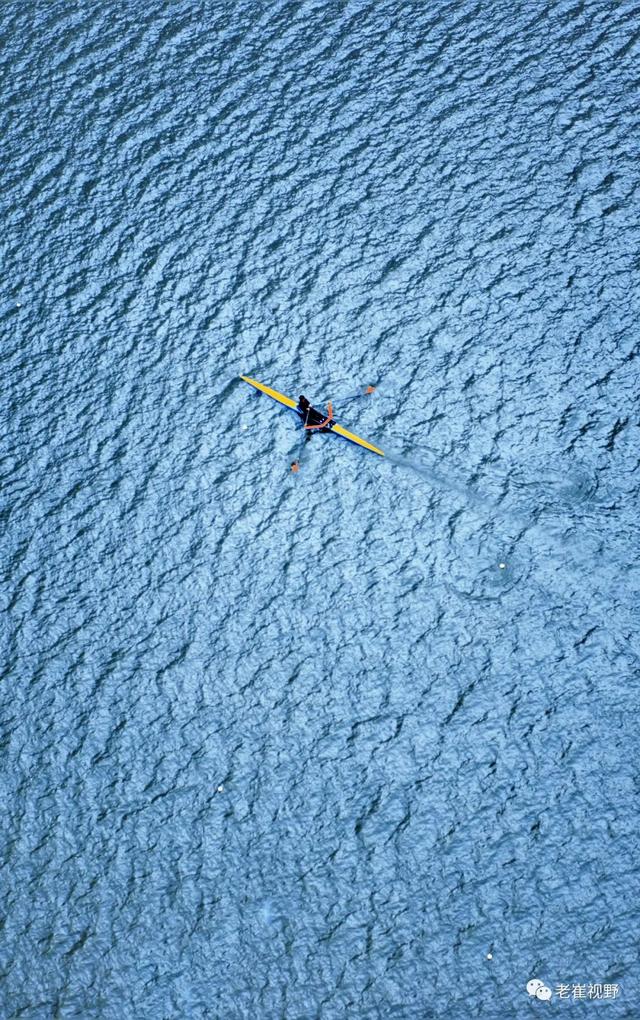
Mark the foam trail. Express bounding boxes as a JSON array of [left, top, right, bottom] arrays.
[[386, 451, 546, 533], [385, 451, 489, 508]]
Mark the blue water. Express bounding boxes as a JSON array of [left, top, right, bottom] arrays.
[[2, 1, 639, 1017]]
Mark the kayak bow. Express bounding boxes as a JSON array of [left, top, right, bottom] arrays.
[[239, 375, 297, 409], [240, 375, 384, 457]]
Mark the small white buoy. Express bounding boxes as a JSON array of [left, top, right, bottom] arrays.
[[499, 563, 506, 569], [217, 784, 224, 792], [487, 953, 492, 960], [17, 302, 21, 307], [241, 424, 248, 431]]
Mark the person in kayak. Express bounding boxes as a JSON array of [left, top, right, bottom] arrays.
[[296, 395, 334, 431]]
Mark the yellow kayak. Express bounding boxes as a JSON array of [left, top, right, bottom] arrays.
[[240, 375, 384, 457]]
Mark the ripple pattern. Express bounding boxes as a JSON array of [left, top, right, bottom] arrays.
[[1, 0, 639, 1017]]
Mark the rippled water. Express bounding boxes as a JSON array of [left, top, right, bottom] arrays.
[[2, 1, 639, 1017]]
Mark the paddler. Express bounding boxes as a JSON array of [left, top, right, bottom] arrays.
[[297, 395, 312, 421], [296, 395, 334, 431]]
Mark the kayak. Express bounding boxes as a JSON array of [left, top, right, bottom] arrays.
[[240, 375, 384, 457]]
